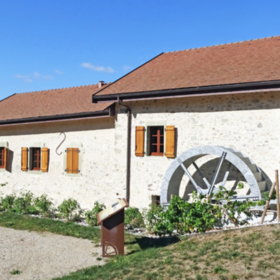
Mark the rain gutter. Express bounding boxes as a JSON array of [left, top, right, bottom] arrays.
[[92, 80, 280, 103], [117, 97, 131, 203]]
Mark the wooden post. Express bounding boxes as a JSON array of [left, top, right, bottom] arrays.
[[261, 182, 276, 224], [276, 170, 280, 222]]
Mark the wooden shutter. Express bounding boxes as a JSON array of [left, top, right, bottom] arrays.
[[41, 148, 49, 172], [66, 148, 79, 173], [21, 147, 28, 171], [72, 148, 79, 174], [66, 148, 73, 173], [3, 147, 8, 170], [165, 126, 175, 158], [135, 126, 144, 156]]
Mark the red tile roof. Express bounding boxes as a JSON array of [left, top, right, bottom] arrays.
[[0, 83, 112, 122], [96, 36, 280, 96]]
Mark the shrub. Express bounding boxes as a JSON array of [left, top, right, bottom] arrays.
[[144, 203, 165, 233], [0, 193, 16, 212], [124, 207, 145, 228], [85, 201, 106, 226], [57, 198, 83, 221], [12, 191, 38, 214], [152, 195, 221, 236], [151, 187, 268, 236], [34, 194, 54, 217]]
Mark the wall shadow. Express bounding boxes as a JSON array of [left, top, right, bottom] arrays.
[[6, 149, 14, 173], [125, 91, 280, 115], [0, 117, 115, 137], [125, 236, 180, 255]]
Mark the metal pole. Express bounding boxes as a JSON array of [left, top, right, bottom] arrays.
[[221, 162, 232, 187], [276, 170, 280, 222], [126, 109, 131, 203], [178, 158, 201, 193], [261, 182, 276, 224], [192, 162, 211, 188], [208, 152, 227, 195]]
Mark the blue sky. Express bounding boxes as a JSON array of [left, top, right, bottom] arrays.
[[1, 0, 280, 99]]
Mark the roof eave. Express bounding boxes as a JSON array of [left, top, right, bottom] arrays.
[[0, 105, 115, 127], [92, 80, 280, 103]]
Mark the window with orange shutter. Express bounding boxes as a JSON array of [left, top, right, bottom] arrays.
[[65, 148, 80, 174], [21, 146, 49, 172], [145, 125, 176, 158]]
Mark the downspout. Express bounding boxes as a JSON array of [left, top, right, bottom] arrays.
[[118, 97, 131, 203]]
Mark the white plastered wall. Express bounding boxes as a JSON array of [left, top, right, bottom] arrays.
[[0, 91, 280, 211], [0, 117, 125, 209], [114, 91, 280, 210]]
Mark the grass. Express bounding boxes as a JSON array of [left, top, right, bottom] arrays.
[[53, 223, 280, 280], [10, 269, 22, 275], [2, 212, 280, 279], [0, 212, 101, 243]]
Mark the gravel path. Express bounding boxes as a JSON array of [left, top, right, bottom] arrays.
[[0, 227, 105, 280]]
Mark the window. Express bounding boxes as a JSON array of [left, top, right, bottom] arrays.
[[0, 147, 4, 168], [21, 147, 49, 172], [30, 148, 41, 170], [65, 148, 80, 174], [0, 147, 8, 170], [135, 125, 176, 158], [150, 126, 164, 156]]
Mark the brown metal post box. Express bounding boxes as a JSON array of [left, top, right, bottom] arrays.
[[97, 198, 129, 257]]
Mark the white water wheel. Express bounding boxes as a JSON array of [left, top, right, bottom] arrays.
[[160, 146, 272, 206]]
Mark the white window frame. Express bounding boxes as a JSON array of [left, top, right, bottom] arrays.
[[145, 121, 166, 157]]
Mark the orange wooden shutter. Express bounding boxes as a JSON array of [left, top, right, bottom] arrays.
[[135, 126, 144, 156], [165, 126, 175, 158], [66, 148, 73, 173], [21, 147, 28, 171], [3, 147, 8, 170], [41, 148, 49, 172], [72, 148, 79, 174]]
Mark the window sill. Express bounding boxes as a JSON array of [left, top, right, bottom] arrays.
[[0, 168, 6, 173], [63, 172, 82, 177], [27, 170, 43, 175]]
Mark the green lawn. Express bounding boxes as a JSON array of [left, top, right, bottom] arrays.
[[0, 212, 101, 242], [1, 212, 280, 279], [54, 224, 280, 280]]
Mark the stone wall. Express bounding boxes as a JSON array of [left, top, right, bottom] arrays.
[[114, 91, 280, 209], [1, 90, 280, 211], [0, 117, 123, 209]]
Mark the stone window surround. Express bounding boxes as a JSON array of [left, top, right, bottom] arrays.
[[0, 141, 8, 173], [145, 121, 167, 157], [62, 141, 84, 177], [26, 141, 45, 175]]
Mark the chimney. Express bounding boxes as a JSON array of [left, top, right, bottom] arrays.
[[98, 81, 104, 88]]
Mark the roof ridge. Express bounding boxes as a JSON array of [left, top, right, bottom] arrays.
[[15, 83, 106, 95], [166, 35, 280, 54]]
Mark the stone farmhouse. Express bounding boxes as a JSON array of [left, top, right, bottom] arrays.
[[0, 36, 280, 210]]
